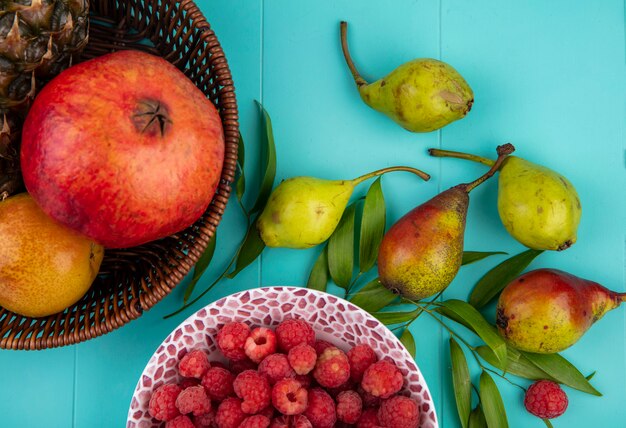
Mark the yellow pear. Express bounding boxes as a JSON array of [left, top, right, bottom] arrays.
[[0, 193, 104, 317]]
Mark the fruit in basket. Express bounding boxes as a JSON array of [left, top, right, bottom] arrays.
[[0, 193, 103, 317], [496, 269, 625, 353], [378, 144, 514, 300], [257, 166, 429, 249], [429, 148, 582, 250], [20, 50, 225, 248], [340, 21, 473, 133]]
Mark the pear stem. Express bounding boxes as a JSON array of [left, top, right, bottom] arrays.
[[460, 143, 515, 193], [352, 166, 431, 185], [428, 148, 496, 167], [616, 293, 626, 303], [340, 21, 368, 88]]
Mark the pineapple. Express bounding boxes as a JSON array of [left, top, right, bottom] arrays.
[[0, 0, 89, 197]]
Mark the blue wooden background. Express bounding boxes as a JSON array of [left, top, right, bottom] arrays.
[[0, 1, 624, 427]]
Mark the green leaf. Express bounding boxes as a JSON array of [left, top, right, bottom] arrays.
[[359, 178, 386, 273], [462, 251, 508, 266], [371, 308, 420, 325], [328, 203, 356, 289], [586, 371, 597, 381], [439, 299, 507, 369], [400, 329, 416, 358], [522, 352, 602, 396], [476, 346, 556, 382], [469, 249, 543, 309], [183, 233, 217, 303], [478, 371, 509, 428], [307, 246, 329, 292], [250, 102, 277, 214], [235, 135, 246, 203], [542, 419, 554, 428], [226, 220, 266, 279], [349, 278, 397, 313], [469, 405, 487, 428], [450, 338, 471, 428]]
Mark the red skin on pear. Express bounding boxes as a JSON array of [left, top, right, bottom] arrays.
[[21, 50, 225, 248]]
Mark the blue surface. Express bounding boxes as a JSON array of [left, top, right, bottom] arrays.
[[0, 1, 625, 427]]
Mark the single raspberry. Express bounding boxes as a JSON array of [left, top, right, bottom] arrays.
[[217, 322, 250, 361], [378, 395, 419, 428], [357, 385, 381, 408], [347, 344, 378, 382], [245, 327, 278, 363], [201, 366, 235, 401], [336, 390, 363, 424], [241, 414, 271, 428], [258, 353, 296, 385], [270, 415, 313, 428], [179, 349, 211, 379], [215, 397, 246, 428], [312, 347, 350, 388], [234, 370, 272, 414], [272, 378, 308, 415], [356, 408, 382, 428], [288, 344, 317, 375], [524, 380, 569, 419], [149, 383, 182, 421], [303, 388, 336, 428], [276, 319, 315, 352], [166, 415, 195, 428], [178, 378, 200, 389], [176, 385, 211, 416], [361, 361, 403, 399], [230, 358, 258, 374], [192, 411, 215, 428], [313, 340, 334, 355], [294, 374, 312, 389]]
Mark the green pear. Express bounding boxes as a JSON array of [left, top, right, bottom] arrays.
[[429, 149, 581, 251], [257, 166, 430, 249], [340, 21, 473, 133]]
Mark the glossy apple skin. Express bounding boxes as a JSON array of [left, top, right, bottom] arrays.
[[21, 50, 225, 248]]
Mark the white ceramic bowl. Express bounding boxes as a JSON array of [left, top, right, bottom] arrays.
[[127, 286, 438, 427]]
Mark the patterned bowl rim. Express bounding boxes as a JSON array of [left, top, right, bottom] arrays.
[[128, 286, 439, 427]]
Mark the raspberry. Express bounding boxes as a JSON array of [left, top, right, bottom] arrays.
[[313, 340, 334, 355], [303, 388, 336, 428], [178, 378, 200, 389], [357, 385, 381, 408], [312, 347, 350, 388], [230, 358, 258, 374], [241, 414, 271, 428], [217, 322, 250, 361], [246, 327, 278, 363], [192, 411, 215, 428], [294, 374, 312, 389], [347, 344, 378, 382], [201, 367, 235, 401], [149, 383, 182, 421], [215, 397, 246, 428], [166, 415, 195, 428], [272, 378, 308, 415], [356, 408, 382, 428], [288, 344, 317, 375], [270, 415, 313, 428], [378, 395, 419, 428], [179, 349, 211, 379], [276, 319, 315, 352], [361, 361, 403, 399], [336, 390, 362, 424], [176, 385, 211, 416], [234, 370, 272, 414], [524, 380, 568, 419], [258, 353, 296, 385]]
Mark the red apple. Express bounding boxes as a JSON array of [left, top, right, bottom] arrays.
[[21, 50, 225, 248]]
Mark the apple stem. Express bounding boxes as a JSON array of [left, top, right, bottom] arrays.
[[352, 166, 431, 185], [340, 21, 368, 88], [428, 148, 496, 167], [459, 143, 515, 193]]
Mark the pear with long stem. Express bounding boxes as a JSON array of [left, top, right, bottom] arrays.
[[257, 166, 430, 249], [378, 144, 514, 300]]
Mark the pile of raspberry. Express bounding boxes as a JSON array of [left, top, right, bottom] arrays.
[[148, 318, 420, 427]]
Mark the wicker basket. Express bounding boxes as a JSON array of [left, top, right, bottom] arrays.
[[0, 0, 239, 350]]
